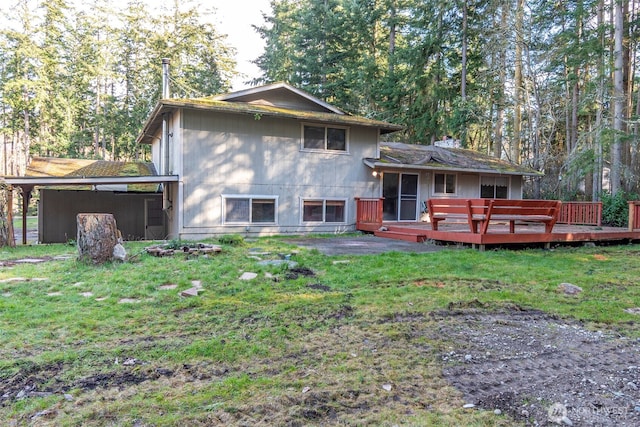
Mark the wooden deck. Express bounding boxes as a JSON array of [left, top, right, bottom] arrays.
[[356, 198, 640, 249], [374, 221, 640, 249]]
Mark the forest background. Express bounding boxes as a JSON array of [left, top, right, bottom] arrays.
[[1, 0, 639, 204]]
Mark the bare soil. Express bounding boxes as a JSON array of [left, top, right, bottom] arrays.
[[3, 306, 639, 426], [436, 308, 640, 426]]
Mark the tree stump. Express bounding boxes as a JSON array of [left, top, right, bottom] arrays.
[[77, 213, 119, 264]]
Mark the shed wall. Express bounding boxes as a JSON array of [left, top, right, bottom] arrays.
[[39, 190, 162, 243]]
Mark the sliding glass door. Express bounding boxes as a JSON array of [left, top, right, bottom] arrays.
[[382, 173, 418, 221]]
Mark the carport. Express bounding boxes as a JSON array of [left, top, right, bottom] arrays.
[[3, 175, 178, 244]]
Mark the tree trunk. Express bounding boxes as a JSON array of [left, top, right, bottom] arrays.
[[76, 213, 119, 264], [612, 0, 625, 195], [494, 2, 508, 159], [592, 0, 605, 201], [512, 0, 524, 163]]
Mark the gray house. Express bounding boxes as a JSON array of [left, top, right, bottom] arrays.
[[136, 82, 402, 239], [3, 82, 540, 244], [135, 82, 540, 239]]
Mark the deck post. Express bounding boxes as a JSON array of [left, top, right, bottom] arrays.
[[629, 201, 640, 231], [355, 197, 384, 232]]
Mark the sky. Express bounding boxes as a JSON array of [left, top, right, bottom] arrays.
[[211, 0, 272, 90]]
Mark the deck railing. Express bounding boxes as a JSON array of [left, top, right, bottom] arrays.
[[557, 201, 602, 226], [355, 197, 383, 232], [629, 201, 640, 231], [356, 198, 612, 229]]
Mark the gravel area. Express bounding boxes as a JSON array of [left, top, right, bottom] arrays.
[[435, 309, 640, 426]]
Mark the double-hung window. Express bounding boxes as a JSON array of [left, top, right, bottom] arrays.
[[302, 199, 346, 223], [223, 196, 277, 224], [480, 176, 509, 198], [434, 173, 456, 194], [302, 124, 348, 152]]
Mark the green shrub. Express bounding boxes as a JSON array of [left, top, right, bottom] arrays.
[[601, 190, 639, 227], [218, 234, 245, 246]]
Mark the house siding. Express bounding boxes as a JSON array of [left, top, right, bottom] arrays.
[[416, 172, 524, 211], [175, 109, 379, 238]]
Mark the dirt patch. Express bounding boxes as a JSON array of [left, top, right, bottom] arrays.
[[434, 309, 640, 426], [307, 283, 332, 292], [285, 267, 315, 280], [3, 306, 640, 425]]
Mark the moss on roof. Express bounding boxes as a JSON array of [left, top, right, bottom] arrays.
[[26, 157, 160, 192], [373, 142, 541, 176], [173, 97, 402, 129], [138, 96, 403, 144]]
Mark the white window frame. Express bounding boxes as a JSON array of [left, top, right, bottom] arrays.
[[480, 175, 510, 199], [300, 198, 348, 224], [301, 123, 350, 154], [222, 195, 278, 225], [433, 173, 457, 195]]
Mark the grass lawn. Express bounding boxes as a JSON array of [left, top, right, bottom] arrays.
[[11, 216, 37, 232], [1, 236, 639, 426]]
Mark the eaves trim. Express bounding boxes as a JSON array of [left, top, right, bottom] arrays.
[[363, 159, 543, 177]]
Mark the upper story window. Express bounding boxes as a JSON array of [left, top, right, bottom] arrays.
[[434, 173, 456, 194], [302, 124, 348, 152]]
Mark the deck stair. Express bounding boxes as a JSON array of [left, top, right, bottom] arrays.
[[374, 226, 427, 243]]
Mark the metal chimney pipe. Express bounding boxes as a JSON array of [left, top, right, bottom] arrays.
[[161, 58, 170, 176], [162, 58, 170, 98]]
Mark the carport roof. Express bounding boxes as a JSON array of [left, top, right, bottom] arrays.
[[2, 157, 178, 191]]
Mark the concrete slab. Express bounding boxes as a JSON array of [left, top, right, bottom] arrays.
[[284, 235, 455, 256]]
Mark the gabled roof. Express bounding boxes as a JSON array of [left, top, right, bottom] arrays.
[[2, 157, 174, 192], [137, 83, 403, 144], [364, 142, 542, 176], [212, 82, 345, 114]]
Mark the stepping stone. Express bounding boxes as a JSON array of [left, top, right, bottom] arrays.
[[0, 277, 27, 283], [118, 298, 141, 304], [180, 288, 199, 297], [558, 283, 582, 295], [256, 260, 298, 268], [158, 284, 178, 290], [239, 272, 258, 280]]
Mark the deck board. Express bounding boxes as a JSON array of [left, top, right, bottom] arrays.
[[374, 222, 640, 248]]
